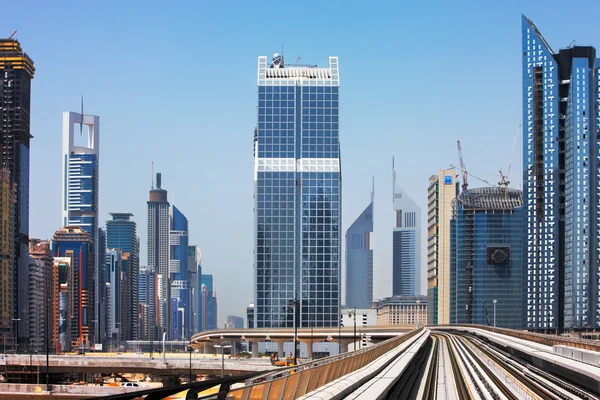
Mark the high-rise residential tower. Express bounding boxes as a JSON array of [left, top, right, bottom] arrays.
[[106, 213, 139, 341], [0, 38, 34, 348], [52, 226, 94, 351], [450, 187, 525, 329], [188, 245, 201, 336], [138, 266, 157, 340], [345, 186, 374, 309], [170, 206, 189, 340], [62, 110, 100, 343], [427, 170, 458, 325], [393, 161, 421, 297], [523, 16, 600, 331], [147, 172, 170, 338], [254, 54, 341, 328], [0, 170, 15, 346], [105, 249, 122, 349]]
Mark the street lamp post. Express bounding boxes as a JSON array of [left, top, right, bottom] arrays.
[[416, 300, 421, 329], [310, 324, 313, 360], [12, 318, 21, 353], [291, 299, 299, 366], [213, 342, 232, 378], [188, 343, 193, 383], [45, 300, 50, 392], [348, 309, 356, 351], [493, 299, 497, 328]]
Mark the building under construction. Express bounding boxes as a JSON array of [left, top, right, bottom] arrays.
[[0, 37, 35, 349], [450, 186, 525, 330]]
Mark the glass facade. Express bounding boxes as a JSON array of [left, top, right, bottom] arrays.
[[450, 187, 525, 330], [52, 227, 93, 349], [393, 164, 421, 297], [523, 16, 600, 330], [170, 206, 189, 339], [254, 55, 341, 328], [345, 197, 373, 309], [106, 213, 138, 341]]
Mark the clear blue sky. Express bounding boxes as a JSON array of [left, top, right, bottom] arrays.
[[8, 0, 599, 327]]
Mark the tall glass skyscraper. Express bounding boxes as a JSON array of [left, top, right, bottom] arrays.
[[345, 188, 373, 309], [170, 206, 189, 339], [450, 187, 524, 330], [254, 54, 341, 328], [62, 111, 100, 343], [522, 16, 600, 330], [147, 173, 169, 338], [106, 213, 139, 341], [393, 161, 420, 297]]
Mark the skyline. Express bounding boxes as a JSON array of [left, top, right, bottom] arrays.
[[9, 1, 600, 326]]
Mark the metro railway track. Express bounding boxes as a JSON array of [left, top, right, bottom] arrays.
[[345, 329, 599, 400]]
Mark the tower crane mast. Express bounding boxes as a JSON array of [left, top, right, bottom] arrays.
[[457, 140, 468, 192]]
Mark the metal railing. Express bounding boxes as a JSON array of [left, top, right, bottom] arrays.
[[225, 327, 423, 400]]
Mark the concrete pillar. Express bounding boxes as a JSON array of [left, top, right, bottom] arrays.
[[299, 340, 312, 359], [274, 340, 285, 359], [251, 341, 259, 358]]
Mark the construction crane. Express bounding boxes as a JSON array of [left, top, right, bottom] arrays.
[[450, 164, 494, 188], [498, 124, 521, 190], [457, 140, 469, 192]]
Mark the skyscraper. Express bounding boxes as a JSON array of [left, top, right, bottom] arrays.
[[201, 274, 217, 331], [254, 54, 341, 328], [393, 161, 421, 297], [52, 226, 93, 351], [345, 187, 374, 309], [188, 245, 201, 336], [427, 170, 458, 325], [105, 249, 122, 349], [523, 16, 600, 331], [53, 257, 71, 352], [147, 172, 170, 338], [62, 110, 100, 344], [0, 38, 35, 348], [0, 170, 15, 347], [106, 213, 139, 341], [138, 266, 156, 340], [28, 239, 53, 352], [450, 187, 525, 329], [170, 206, 189, 340]]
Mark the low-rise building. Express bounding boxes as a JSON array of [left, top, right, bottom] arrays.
[[375, 295, 427, 327]]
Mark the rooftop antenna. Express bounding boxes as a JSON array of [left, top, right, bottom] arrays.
[[371, 175, 375, 203], [80, 95, 84, 136], [151, 161, 155, 189], [281, 43, 284, 64], [7, 30, 17, 40], [392, 156, 396, 202]]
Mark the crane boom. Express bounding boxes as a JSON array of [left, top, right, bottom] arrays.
[[457, 140, 468, 192], [506, 124, 521, 178]]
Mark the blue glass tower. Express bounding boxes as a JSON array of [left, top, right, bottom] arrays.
[[170, 206, 189, 339], [393, 161, 421, 297], [254, 54, 341, 328], [106, 213, 139, 341], [201, 274, 217, 330], [523, 16, 600, 330], [345, 189, 373, 309], [450, 187, 525, 329]]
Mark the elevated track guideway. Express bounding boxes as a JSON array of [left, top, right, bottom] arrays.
[[96, 327, 600, 399], [339, 330, 599, 400]]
